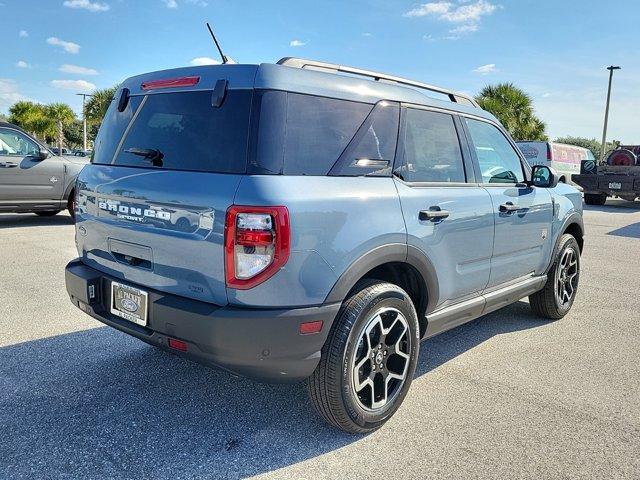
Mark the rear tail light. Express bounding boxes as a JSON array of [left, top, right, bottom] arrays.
[[225, 206, 290, 289], [547, 144, 552, 161]]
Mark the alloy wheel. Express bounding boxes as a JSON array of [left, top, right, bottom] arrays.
[[555, 247, 579, 307], [351, 307, 411, 411]]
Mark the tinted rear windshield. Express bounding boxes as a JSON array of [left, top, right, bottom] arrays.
[[93, 89, 252, 173]]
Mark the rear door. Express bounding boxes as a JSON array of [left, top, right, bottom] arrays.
[[463, 118, 553, 288], [394, 106, 494, 310], [0, 127, 64, 207], [76, 79, 254, 306]]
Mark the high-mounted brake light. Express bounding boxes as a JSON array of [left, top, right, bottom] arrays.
[[141, 76, 200, 91], [225, 206, 290, 289]]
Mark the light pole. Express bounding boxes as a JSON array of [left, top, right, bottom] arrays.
[[76, 93, 93, 152], [600, 65, 621, 162]]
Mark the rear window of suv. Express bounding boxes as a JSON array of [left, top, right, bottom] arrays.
[[93, 89, 252, 173]]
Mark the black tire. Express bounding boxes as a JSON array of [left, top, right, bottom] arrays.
[[67, 193, 76, 222], [584, 193, 607, 206], [35, 210, 61, 217], [529, 234, 581, 320], [307, 281, 420, 433]]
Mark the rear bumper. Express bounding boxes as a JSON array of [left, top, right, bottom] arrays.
[[573, 173, 640, 197], [65, 259, 340, 382]]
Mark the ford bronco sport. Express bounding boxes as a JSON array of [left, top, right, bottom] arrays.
[[65, 58, 584, 433]]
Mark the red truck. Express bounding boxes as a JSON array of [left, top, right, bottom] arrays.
[[572, 145, 640, 205]]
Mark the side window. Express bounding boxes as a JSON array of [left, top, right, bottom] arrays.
[[329, 101, 400, 177], [0, 128, 39, 157], [465, 118, 525, 184], [249, 91, 373, 175], [399, 108, 466, 183]]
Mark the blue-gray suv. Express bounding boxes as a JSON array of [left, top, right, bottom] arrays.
[[65, 58, 584, 433]]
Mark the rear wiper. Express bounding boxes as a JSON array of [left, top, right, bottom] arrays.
[[124, 147, 164, 167]]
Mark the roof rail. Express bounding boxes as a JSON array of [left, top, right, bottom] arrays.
[[277, 57, 479, 108]]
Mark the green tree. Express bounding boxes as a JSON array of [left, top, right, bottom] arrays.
[[63, 120, 84, 150], [85, 85, 118, 124], [475, 83, 548, 141], [45, 103, 76, 153]]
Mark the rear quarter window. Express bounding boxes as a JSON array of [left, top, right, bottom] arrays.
[[249, 91, 373, 175]]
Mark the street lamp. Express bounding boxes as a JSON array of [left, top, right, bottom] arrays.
[[600, 65, 621, 162], [76, 93, 94, 152]]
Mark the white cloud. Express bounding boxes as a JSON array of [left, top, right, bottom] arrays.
[[19, 30, 28, 38], [290, 39, 306, 47], [473, 63, 497, 75], [449, 24, 478, 34], [63, 0, 110, 12], [16, 61, 31, 69], [162, 0, 178, 7], [404, 1, 451, 17], [51, 79, 96, 91], [405, 1, 496, 22], [0, 79, 30, 112], [47, 37, 81, 54], [362, 32, 372, 37], [59, 64, 98, 75], [189, 57, 220, 66]]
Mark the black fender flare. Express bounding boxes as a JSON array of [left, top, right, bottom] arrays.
[[545, 212, 584, 274], [324, 243, 439, 313]]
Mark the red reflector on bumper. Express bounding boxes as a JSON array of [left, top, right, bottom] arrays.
[[168, 338, 188, 352], [299, 320, 323, 335]]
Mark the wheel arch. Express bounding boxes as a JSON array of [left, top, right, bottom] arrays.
[[324, 244, 438, 337], [545, 213, 584, 274]]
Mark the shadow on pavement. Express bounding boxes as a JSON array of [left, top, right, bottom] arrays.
[[583, 200, 640, 213], [0, 301, 544, 479], [0, 213, 73, 229], [606, 222, 640, 239]]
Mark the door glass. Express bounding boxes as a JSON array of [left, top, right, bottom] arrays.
[[399, 108, 466, 183], [465, 119, 524, 183], [0, 128, 40, 156]]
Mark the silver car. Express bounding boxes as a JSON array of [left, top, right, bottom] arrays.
[[0, 121, 87, 220]]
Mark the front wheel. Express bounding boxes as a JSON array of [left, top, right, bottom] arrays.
[[529, 234, 581, 320], [307, 281, 420, 433]]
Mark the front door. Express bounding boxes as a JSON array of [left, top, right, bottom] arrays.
[[463, 117, 554, 288], [0, 127, 65, 208], [394, 107, 494, 311]]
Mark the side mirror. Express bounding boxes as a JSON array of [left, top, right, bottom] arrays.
[[35, 147, 50, 161], [531, 165, 559, 188]]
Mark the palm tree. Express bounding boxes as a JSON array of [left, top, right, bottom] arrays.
[[45, 103, 76, 153], [85, 85, 118, 124], [475, 83, 548, 141]]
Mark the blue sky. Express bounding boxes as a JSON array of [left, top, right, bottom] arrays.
[[1, 0, 638, 142]]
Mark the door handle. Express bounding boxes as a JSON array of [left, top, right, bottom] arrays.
[[0, 162, 17, 168], [419, 207, 450, 221], [499, 202, 520, 213]]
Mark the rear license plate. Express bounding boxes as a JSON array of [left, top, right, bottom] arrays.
[[609, 182, 622, 190], [110, 281, 148, 326]]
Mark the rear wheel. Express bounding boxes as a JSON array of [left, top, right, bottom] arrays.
[[529, 234, 580, 320], [584, 193, 607, 205], [35, 210, 60, 217], [308, 281, 420, 433]]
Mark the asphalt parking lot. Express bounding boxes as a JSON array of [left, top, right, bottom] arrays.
[[1, 200, 639, 480]]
